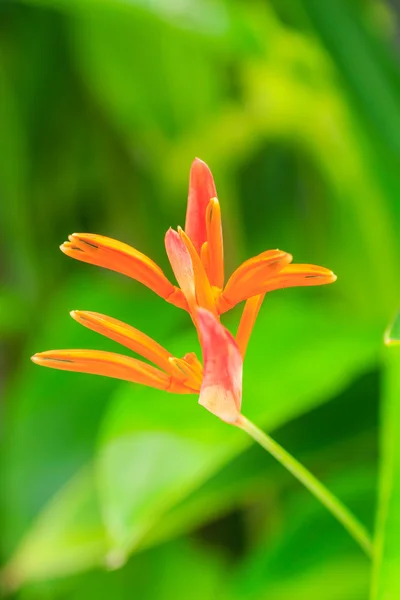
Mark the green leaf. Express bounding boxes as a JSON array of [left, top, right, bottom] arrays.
[[302, 0, 400, 156], [0, 287, 29, 336], [5, 365, 378, 587], [0, 55, 37, 288], [231, 467, 374, 600], [1, 272, 183, 556], [2, 467, 107, 592], [68, 5, 229, 152], [384, 309, 400, 346], [140, 372, 378, 551], [97, 298, 380, 557], [371, 311, 400, 598], [20, 0, 232, 40]]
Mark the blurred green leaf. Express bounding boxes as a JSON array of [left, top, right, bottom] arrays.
[[70, 539, 230, 600], [231, 468, 374, 600], [238, 557, 367, 600], [384, 309, 400, 346], [0, 54, 37, 291], [97, 298, 380, 556], [302, 0, 400, 156], [0, 287, 28, 336], [1, 271, 183, 556], [2, 467, 107, 592], [67, 6, 229, 154], [4, 365, 378, 587], [140, 372, 378, 551], [371, 312, 400, 599], [21, 0, 232, 40]]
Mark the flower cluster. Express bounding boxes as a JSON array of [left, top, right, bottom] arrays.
[[32, 159, 336, 424]]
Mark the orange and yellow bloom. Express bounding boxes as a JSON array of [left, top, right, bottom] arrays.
[[32, 158, 336, 424]]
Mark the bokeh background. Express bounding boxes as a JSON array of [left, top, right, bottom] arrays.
[[2, 0, 400, 598]]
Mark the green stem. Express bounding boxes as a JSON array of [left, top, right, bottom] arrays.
[[237, 414, 373, 558]]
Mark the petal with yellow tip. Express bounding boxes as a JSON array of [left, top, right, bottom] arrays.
[[205, 198, 224, 288], [168, 356, 202, 391], [218, 250, 292, 312], [197, 308, 243, 424], [185, 158, 217, 253], [182, 352, 203, 381], [31, 349, 172, 390], [70, 311, 183, 380], [165, 228, 197, 312], [262, 264, 337, 292], [61, 233, 187, 310], [177, 227, 217, 315]]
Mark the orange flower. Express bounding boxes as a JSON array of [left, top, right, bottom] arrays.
[[31, 158, 336, 422]]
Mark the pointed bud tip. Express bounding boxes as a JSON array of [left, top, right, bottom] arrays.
[[190, 157, 213, 178], [164, 227, 179, 244], [281, 251, 293, 262], [317, 268, 336, 282], [70, 310, 100, 324], [192, 157, 206, 166], [31, 353, 44, 364]]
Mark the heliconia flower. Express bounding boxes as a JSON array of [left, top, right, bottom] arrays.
[[29, 162, 371, 558], [31, 157, 336, 424]]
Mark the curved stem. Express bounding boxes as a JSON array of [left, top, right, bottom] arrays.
[[236, 414, 373, 558]]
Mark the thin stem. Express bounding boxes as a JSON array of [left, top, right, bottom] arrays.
[[237, 414, 373, 558]]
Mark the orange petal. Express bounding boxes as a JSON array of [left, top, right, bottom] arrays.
[[178, 227, 217, 315], [168, 355, 203, 391], [165, 228, 217, 316], [61, 233, 187, 310], [184, 158, 217, 253], [236, 293, 265, 359], [205, 198, 224, 288], [182, 351, 204, 381], [218, 250, 292, 312], [165, 228, 197, 312], [31, 349, 172, 390], [197, 308, 243, 424], [262, 264, 337, 292], [200, 241, 210, 276], [70, 310, 184, 380]]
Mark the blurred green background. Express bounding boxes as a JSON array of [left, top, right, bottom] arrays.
[[2, 0, 400, 598]]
